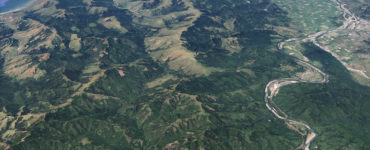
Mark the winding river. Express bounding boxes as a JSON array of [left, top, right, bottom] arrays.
[[264, 0, 359, 149]]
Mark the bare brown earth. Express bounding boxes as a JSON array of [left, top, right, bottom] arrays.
[[0, 108, 46, 148], [0, 1, 117, 146], [0, 16, 59, 80], [27, 0, 66, 18], [114, 0, 222, 76], [98, 16, 128, 34], [0, 62, 109, 148]]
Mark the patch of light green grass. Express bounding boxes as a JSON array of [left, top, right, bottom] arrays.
[[274, 0, 342, 35]]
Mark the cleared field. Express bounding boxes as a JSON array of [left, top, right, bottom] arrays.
[[276, 0, 369, 84], [317, 19, 370, 83], [274, 0, 343, 35], [282, 40, 309, 61], [69, 34, 81, 52]]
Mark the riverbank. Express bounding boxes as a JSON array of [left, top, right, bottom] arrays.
[[264, 0, 358, 149]]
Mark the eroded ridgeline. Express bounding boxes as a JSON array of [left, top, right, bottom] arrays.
[[114, 0, 220, 76]]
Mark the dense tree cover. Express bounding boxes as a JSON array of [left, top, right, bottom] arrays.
[[0, 0, 368, 149], [274, 43, 370, 149]]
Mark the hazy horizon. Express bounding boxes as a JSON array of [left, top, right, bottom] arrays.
[[0, 0, 31, 13]]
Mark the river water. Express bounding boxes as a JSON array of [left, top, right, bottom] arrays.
[[0, 0, 32, 13], [264, 0, 358, 149]]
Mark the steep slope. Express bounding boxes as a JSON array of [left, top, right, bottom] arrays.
[[0, 0, 369, 149], [114, 0, 221, 76]]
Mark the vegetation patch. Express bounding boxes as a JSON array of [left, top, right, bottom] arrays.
[[274, 0, 343, 35], [69, 34, 81, 52]]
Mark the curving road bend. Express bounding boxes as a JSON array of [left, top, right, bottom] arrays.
[[264, 0, 359, 149]]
